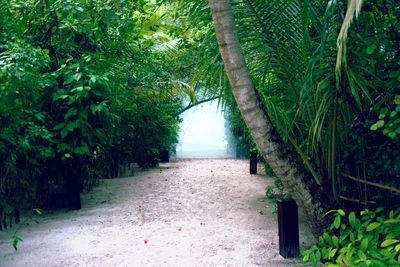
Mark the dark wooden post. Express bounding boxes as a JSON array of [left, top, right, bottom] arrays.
[[250, 151, 257, 174], [65, 159, 82, 210], [160, 149, 170, 163], [66, 173, 82, 210], [278, 199, 300, 258]]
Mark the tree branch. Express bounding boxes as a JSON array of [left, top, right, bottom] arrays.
[[175, 95, 221, 116], [338, 195, 376, 204], [340, 173, 400, 195]]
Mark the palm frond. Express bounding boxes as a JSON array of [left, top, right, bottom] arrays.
[[336, 0, 364, 73]]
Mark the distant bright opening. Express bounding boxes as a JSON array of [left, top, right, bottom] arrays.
[[176, 101, 233, 158]]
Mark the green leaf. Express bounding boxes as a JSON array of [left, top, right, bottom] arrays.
[[332, 235, 339, 247], [357, 250, 367, 260], [328, 248, 337, 259], [60, 127, 69, 138], [64, 107, 78, 119], [74, 145, 90, 155], [333, 215, 341, 229], [33, 208, 43, 215], [349, 212, 356, 227], [11, 235, 23, 251], [360, 238, 368, 251], [310, 253, 316, 265], [370, 120, 385, 131], [323, 233, 332, 244], [366, 222, 381, 231], [384, 219, 400, 224], [53, 123, 65, 130], [371, 260, 387, 267], [381, 239, 399, 247], [395, 95, 400, 105], [366, 45, 376, 55], [337, 209, 345, 216]]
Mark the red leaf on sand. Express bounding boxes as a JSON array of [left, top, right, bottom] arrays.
[[144, 239, 148, 244]]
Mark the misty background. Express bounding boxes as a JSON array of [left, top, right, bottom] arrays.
[[176, 101, 234, 158]]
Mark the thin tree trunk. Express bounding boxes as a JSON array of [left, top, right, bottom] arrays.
[[208, 0, 332, 237]]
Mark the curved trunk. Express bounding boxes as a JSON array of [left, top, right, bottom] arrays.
[[208, 0, 331, 237]]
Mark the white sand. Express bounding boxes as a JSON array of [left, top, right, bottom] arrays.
[[0, 159, 314, 267]]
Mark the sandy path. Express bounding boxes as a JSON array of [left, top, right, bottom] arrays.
[[0, 159, 314, 267]]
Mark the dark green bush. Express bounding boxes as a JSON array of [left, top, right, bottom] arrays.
[[303, 208, 400, 266], [0, 0, 184, 227]]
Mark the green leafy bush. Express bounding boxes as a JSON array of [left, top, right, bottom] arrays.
[[303, 208, 400, 266], [0, 0, 185, 226], [371, 95, 400, 139]]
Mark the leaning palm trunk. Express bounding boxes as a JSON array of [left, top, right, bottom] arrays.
[[208, 0, 332, 237]]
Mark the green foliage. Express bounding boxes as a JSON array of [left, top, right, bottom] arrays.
[[11, 235, 23, 251], [0, 0, 191, 229], [265, 185, 275, 199], [224, 95, 256, 158], [371, 95, 400, 139], [187, 0, 400, 210], [303, 209, 400, 266], [265, 177, 289, 215]]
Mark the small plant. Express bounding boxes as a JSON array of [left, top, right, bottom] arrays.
[[303, 208, 400, 266], [370, 95, 400, 139], [265, 176, 291, 215], [272, 203, 278, 215], [266, 185, 275, 199], [9, 208, 43, 251]]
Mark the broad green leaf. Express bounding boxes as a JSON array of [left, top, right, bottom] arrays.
[[323, 233, 332, 244], [337, 209, 345, 216], [333, 215, 341, 229], [384, 219, 400, 224], [349, 212, 356, 227], [395, 95, 400, 105], [381, 239, 399, 247], [366, 45, 376, 54], [328, 248, 337, 259], [74, 145, 90, 155], [53, 123, 65, 130], [366, 222, 381, 231], [371, 260, 387, 267], [332, 235, 339, 247], [360, 238, 368, 251], [64, 107, 78, 119], [357, 250, 367, 260], [370, 120, 385, 131]]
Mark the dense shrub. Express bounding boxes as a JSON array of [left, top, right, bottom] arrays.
[[303, 209, 400, 266], [0, 0, 184, 228]]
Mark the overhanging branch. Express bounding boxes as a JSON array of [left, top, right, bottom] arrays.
[[175, 95, 221, 116]]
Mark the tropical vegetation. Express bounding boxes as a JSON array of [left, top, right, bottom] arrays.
[[0, 0, 399, 265]]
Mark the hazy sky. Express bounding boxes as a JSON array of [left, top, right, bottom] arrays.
[[176, 101, 228, 157]]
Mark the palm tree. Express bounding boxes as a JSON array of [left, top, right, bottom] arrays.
[[208, 0, 331, 237]]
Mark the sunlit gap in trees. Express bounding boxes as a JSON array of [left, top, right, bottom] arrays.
[[176, 101, 234, 158]]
